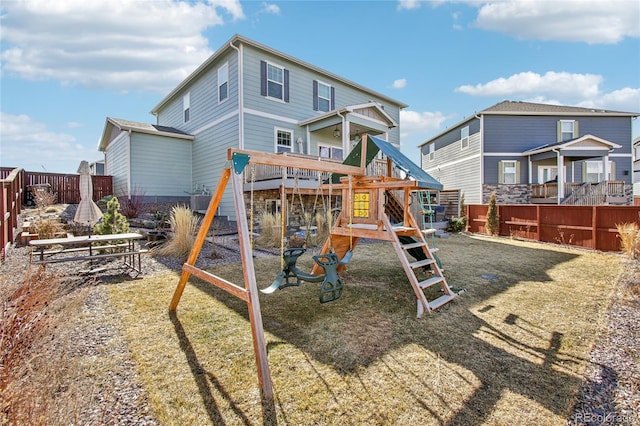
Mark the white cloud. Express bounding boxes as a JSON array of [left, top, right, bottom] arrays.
[[0, 0, 245, 93], [455, 71, 603, 100], [455, 71, 640, 113], [0, 113, 98, 171], [392, 78, 407, 89], [400, 110, 451, 138], [474, 0, 640, 44], [397, 0, 422, 11], [261, 2, 281, 15]]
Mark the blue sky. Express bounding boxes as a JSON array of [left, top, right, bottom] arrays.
[[1, 0, 639, 173]]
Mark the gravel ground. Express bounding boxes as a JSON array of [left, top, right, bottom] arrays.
[[1, 207, 638, 425]]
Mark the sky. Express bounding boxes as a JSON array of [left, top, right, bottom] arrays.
[[1, 0, 639, 174]]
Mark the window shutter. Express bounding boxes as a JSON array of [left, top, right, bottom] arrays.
[[330, 87, 335, 110], [573, 121, 579, 138], [312, 80, 318, 111], [498, 161, 504, 184], [260, 60, 267, 96], [556, 121, 562, 142], [283, 69, 289, 103], [582, 161, 587, 181], [515, 161, 521, 184]]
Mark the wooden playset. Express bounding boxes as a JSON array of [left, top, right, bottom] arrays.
[[169, 134, 457, 400]]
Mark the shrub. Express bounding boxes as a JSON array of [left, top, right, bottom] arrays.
[[31, 217, 65, 239], [33, 188, 57, 210], [256, 212, 283, 248], [448, 216, 467, 233], [485, 192, 499, 236], [459, 192, 466, 220], [616, 222, 640, 259], [93, 197, 129, 235], [120, 194, 145, 219], [154, 205, 200, 257]]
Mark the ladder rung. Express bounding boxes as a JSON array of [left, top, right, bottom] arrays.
[[430, 247, 439, 253], [392, 226, 417, 233], [422, 228, 436, 235], [409, 258, 435, 269], [418, 276, 444, 289], [428, 294, 455, 310], [401, 241, 426, 250]]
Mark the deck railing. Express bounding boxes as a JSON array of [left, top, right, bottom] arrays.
[[245, 153, 400, 182], [532, 181, 625, 205]]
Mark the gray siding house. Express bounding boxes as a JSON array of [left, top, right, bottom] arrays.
[[419, 101, 638, 205], [99, 34, 407, 219]]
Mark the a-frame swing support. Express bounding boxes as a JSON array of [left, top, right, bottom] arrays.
[[169, 147, 367, 401]]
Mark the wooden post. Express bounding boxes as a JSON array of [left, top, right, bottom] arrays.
[[230, 170, 274, 401], [592, 206, 598, 250]]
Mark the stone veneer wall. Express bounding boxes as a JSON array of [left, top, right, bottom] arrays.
[[482, 184, 531, 204]]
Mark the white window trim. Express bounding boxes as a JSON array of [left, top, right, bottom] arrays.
[[218, 62, 229, 104], [183, 92, 190, 123], [428, 143, 435, 161], [274, 127, 294, 153], [318, 143, 343, 160], [316, 80, 332, 113], [461, 126, 469, 150], [585, 160, 613, 182], [501, 160, 518, 184], [560, 120, 575, 141], [266, 61, 285, 102]]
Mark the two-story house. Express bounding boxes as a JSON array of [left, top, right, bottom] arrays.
[[98, 34, 408, 220], [418, 101, 638, 206]]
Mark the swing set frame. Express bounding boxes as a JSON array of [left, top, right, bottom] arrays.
[[169, 135, 443, 401]]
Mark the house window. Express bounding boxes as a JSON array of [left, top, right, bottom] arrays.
[[313, 80, 334, 112], [319, 145, 343, 160], [584, 160, 614, 183], [539, 166, 558, 183], [275, 129, 293, 153], [183, 92, 190, 123], [558, 120, 577, 142], [218, 63, 228, 102], [499, 160, 519, 184], [427, 143, 435, 161], [265, 199, 281, 215], [461, 126, 469, 149], [261, 61, 289, 102]]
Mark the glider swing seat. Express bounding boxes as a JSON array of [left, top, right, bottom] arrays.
[[261, 248, 343, 303]]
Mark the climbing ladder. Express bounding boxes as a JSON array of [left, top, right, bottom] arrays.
[[416, 190, 442, 268], [381, 208, 456, 318]]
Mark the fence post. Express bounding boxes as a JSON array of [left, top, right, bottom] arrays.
[[536, 205, 541, 242], [592, 206, 597, 250]]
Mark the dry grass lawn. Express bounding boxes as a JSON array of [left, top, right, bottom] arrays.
[[108, 233, 622, 425]]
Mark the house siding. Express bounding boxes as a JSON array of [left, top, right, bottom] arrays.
[[129, 133, 192, 197], [423, 132, 482, 203], [105, 131, 130, 198]]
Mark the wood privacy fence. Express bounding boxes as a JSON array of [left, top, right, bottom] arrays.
[[0, 168, 113, 205], [1, 169, 24, 260], [467, 204, 640, 252]]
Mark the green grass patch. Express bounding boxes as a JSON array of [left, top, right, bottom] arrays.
[[108, 234, 621, 425]]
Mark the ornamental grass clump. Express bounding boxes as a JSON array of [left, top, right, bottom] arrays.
[[155, 205, 200, 257], [256, 212, 282, 248], [616, 222, 640, 259]]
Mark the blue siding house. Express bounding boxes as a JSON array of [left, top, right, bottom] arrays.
[[418, 101, 638, 205], [99, 34, 407, 219]]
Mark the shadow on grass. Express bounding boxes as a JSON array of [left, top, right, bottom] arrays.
[[171, 234, 608, 423], [169, 310, 278, 425]]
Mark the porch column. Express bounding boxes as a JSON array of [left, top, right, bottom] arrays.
[[557, 151, 565, 204], [343, 120, 351, 156], [602, 154, 610, 181]]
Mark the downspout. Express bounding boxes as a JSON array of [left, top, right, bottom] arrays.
[[127, 129, 132, 198], [553, 148, 563, 204], [229, 41, 244, 149]]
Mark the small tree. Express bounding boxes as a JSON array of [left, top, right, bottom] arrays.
[[93, 197, 129, 235], [485, 192, 499, 236], [459, 192, 466, 220]]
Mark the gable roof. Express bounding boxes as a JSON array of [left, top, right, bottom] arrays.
[[150, 34, 408, 115], [419, 100, 639, 148], [98, 117, 193, 151], [522, 134, 622, 156], [298, 102, 398, 128], [482, 100, 639, 116]]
